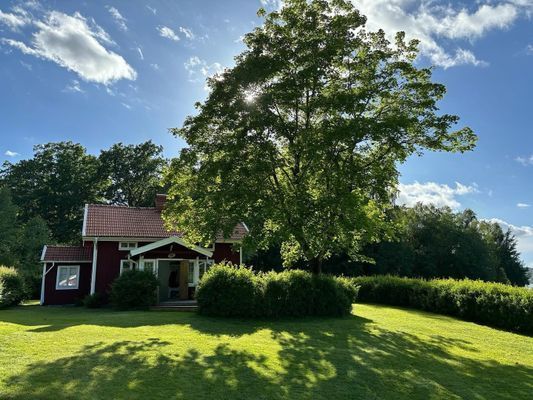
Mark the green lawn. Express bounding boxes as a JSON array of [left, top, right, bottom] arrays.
[[0, 303, 531, 400]]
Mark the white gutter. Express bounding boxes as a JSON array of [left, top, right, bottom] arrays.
[[40, 262, 55, 305]]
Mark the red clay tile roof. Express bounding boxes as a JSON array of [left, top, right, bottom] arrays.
[[42, 246, 93, 262], [83, 204, 248, 241]]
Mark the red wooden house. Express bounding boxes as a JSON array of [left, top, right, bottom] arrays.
[[40, 194, 247, 305]]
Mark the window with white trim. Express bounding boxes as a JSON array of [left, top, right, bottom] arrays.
[[199, 259, 214, 280], [56, 265, 80, 290], [188, 261, 195, 284], [120, 260, 137, 274], [141, 260, 156, 275], [119, 242, 138, 250]]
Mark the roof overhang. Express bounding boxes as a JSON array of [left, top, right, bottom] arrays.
[[130, 236, 213, 258]]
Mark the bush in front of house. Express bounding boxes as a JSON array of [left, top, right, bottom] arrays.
[[353, 275, 533, 334], [196, 265, 359, 318], [0, 266, 25, 308], [196, 264, 260, 317], [110, 270, 159, 310], [83, 292, 106, 308]]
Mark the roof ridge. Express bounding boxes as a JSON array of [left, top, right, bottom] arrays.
[[87, 203, 157, 210]]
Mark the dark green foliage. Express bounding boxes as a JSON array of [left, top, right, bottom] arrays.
[[98, 141, 167, 207], [353, 275, 533, 334], [110, 270, 159, 310], [83, 293, 106, 308], [195, 264, 260, 317], [0, 266, 25, 308], [1, 142, 104, 243], [196, 265, 358, 318], [165, 0, 475, 272]]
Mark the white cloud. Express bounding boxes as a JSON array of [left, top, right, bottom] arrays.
[[485, 218, 533, 254], [1, 11, 136, 85], [146, 5, 157, 15], [517, 203, 531, 208], [121, 102, 131, 109], [4, 150, 19, 157], [527, 44, 533, 55], [63, 79, 84, 93], [397, 181, 478, 209], [157, 26, 179, 41], [150, 63, 159, 70], [179, 26, 194, 40], [106, 6, 127, 32], [0, 8, 30, 30], [137, 47, 144, 60], [352, 1, 524, 68], [516, 155, 533, 166], [184, 56, 223, 82], [260, 0, 283, 10]]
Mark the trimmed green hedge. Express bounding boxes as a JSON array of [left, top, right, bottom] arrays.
[[110, 270, 159, 310], [353, 275, 533, 334], [0, 266, 25, 308], [196, 265, 358, 318]]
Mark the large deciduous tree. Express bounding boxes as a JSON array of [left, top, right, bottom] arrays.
[[165, 0, 476, 272], [99, 141, 167, 207], [1, 142, 103, 243]]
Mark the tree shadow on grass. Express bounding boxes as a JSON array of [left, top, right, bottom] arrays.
[[2, 315, 532, 400]]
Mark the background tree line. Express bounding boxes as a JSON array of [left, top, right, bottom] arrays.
[[249, 204, 530, 286], [0, 140, 167, 295]]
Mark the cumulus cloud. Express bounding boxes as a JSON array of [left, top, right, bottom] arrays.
[[106, 6, 127, 32], [157, 26, 179, 41], [1, 11, 136, 85], [0, 8, 30, 30], [517, 203, 531, 208], [179, 26, 194, 40], [397, 181, 478, 209], [4, 150, 19, 157], [184, 56, 223, 82], [263, 1, 531, 68], [485, 218, 533, 254]]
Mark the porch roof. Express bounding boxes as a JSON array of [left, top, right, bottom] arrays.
[[130, 236, 213, 258]]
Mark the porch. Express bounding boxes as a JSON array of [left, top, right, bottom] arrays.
[[129, 236, 214, 303]]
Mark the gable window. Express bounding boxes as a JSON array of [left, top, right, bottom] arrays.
[[120, 260, 137, 274], [119, 242, 138, 251], [56, 265, 80, 290]]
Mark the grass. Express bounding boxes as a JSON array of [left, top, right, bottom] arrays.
[[0, 303, 531, 400]]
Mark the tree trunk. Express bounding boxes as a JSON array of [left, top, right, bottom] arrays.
[[310, 257, 322, 275]]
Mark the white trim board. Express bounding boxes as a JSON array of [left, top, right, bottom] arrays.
[[130, 236, 213, 258]]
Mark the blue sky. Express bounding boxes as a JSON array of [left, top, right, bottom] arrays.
[[1, 0, 533, 265]]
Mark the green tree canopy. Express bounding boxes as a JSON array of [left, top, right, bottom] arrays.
[[1, 142, 103, 243], [165, 0, 476, 272], [99, 141, 167, 207]]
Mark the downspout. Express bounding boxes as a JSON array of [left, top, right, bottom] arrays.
[[90, 238, 98, 295], [239, 245, 243, 265]]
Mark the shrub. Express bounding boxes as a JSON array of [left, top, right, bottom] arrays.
[[83, 292, 106, 308], [196, 264, 358, 318], [353, 275, 533, 334], [0, 266, 25, 308], [110, 270, 159, 310], [196, 264, 260, 317]]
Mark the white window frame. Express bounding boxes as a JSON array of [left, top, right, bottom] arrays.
[[120, 259, 137, 274], [55, 265, 80, 290], [198, 259, 214, 282], [119, 242, 138, 251], [140, 259, 157, 275]]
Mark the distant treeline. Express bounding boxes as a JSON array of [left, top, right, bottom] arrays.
[[250, 205, 531, 286]]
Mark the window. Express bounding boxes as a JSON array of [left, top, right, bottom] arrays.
[[142, 260, 156, 275], [120, 260, 137, 274], [56, 265, 80, 290], [119, 242, 138, 250], [199, 259, 214, 280], [188, 261, 195, 284]]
